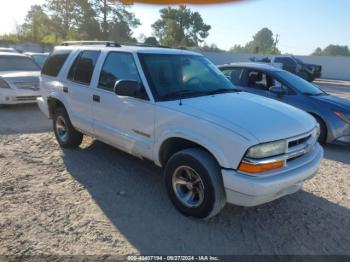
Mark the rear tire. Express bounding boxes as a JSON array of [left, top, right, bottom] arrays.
[[164, 148, 226, 219], [53, 107, 83, 148]]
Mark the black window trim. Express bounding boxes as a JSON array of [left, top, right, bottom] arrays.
[[97, 51, 149, 101], [66, 50, 101, 87]]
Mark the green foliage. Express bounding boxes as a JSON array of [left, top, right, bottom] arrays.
[[312, 45, 350, 56], [230, 27, 280, 54], [201, 43, 224, 52], [1, 0, 140, 45], [152, 6, 211, 47], [144, 36, 159, 46]]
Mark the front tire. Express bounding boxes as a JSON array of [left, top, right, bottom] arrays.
[[164, 148, 226, 219], [53, 107, 83, 148], [313, 115, 327, 144]]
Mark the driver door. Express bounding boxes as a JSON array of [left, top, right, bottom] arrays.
[[91, 52, 155, 159], [240, 69, 271, 98]]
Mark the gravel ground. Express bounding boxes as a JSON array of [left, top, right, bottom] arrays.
[[0, 80, 350, 256]]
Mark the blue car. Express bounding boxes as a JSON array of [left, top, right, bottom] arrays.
[[218, 63, 350, 145]]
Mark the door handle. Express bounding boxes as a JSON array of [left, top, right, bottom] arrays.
[[93, 94, 100, 103], [63, 86, 68, 93]]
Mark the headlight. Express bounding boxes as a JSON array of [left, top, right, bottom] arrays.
[[335, 112, 350, 125], [0, 77, 10, 88], [246, 140, 287, 159], [313, 124, 320, 139]]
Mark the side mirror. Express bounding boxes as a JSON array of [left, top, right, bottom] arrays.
[[114, 80, 141, 98], [269, 85, 285, 96]]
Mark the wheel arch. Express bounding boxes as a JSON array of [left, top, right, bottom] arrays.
[[308, 111, 329, 142], [157, 136, 225, 169]]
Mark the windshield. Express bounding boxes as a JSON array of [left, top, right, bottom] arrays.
[[0, 56, 40, 71], [32, 55, 48, 68], [138, 54, 235, 101], [276, 71, 324, 95]]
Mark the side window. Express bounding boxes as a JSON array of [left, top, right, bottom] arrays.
[[221, 68, 243, 85], [98, 52, 140, 92], [67, 51, 100, 85], [284, 58, 296, 67], [42, 50, 71, 77], [247, 70, 269, 90], [270, 78, 295, 95], [274, 57, 283, 64]]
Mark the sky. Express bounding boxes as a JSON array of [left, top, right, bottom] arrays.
[[0, 0, 349, 55]]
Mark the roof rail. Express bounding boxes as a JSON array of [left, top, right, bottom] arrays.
[[61, 41, 121, 47], [122, 43, 170, 49]]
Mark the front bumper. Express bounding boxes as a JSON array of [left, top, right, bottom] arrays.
[[222, 143, 323, 206], [0, 89, 40, 105], [37, 97, 50, 118]]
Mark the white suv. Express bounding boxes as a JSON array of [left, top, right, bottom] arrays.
[[38, 41, 323, 219]]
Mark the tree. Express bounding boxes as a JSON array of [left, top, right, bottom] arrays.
[[201, 43, 224, 52], [311, 45, 350, 56], [21, 5, 52, 42], [152, 6, 211, 47], [44, 0, 82, 39], [144, 36, 159, 46], [312, 47, 323, 56], [91, 0, 140, 42], [230, 27, 280, 54]]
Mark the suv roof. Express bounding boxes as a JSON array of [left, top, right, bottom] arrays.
[[55, 41, 200, 56]]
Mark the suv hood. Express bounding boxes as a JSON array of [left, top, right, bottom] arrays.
[[161, 92, 316, 143], [0, 71, 40, 78]]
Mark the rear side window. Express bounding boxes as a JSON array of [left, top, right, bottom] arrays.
[[98, 52, 140, 91], [42, 50, 71, 77], [68, 51, 100, 85]]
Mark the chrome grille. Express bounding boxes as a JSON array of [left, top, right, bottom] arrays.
[[14, 81, 39, 91], [16, 96, 38, 101]]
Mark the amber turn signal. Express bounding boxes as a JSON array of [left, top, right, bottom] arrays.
[[238, 160, 284, 174]]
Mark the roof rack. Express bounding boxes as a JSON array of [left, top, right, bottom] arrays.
[[61, 41, 121, 47]]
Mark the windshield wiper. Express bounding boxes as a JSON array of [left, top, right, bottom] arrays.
[[160, 90, 207, 100], [203, 88, 239, 95]]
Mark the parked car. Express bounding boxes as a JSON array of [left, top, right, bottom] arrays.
[[24, 52, 49, 68], [251, 55, 322, 82], [0, 47, 17, 53], [37, 42, 323, 219], [218, 63, 350, 145], [0, 52, 41, 105]]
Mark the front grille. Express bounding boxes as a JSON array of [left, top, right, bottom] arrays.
[[14, 81, 39, 91], [288, 135, 311, 148], [16, 96, 38, 101]]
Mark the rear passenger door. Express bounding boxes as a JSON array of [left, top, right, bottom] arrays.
[[91, 52, 155, 159], [61, 50, 100, 134]]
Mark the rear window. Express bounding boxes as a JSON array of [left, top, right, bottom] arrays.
[[0, 56, 40, 71], [42, 50, 71, 77]]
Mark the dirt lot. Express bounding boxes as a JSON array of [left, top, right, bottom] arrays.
[[0, 81, 350, 256]]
